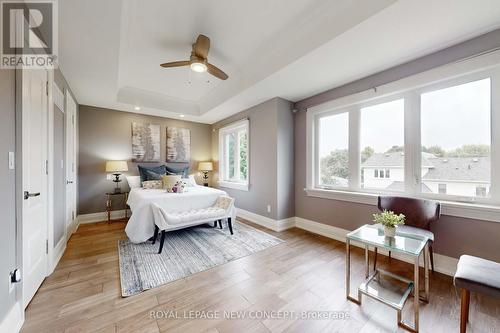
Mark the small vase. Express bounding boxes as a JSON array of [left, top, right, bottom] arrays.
[[384, 226, 396, 237]]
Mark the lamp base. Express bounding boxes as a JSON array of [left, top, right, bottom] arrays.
[[113, 173, 122, 193], [201, 171, 209, 187]]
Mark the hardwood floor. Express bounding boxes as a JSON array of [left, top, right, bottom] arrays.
[[21, 220, 500, 333]]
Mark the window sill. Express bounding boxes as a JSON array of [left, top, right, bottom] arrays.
[[219, 180, 249, 191], [305, 188, 500, 223]]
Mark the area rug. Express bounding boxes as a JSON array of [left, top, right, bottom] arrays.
[[118, 222, 284, 296]]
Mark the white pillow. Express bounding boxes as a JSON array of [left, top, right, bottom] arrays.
[[182, 175, 198, 187], [126, 176, 141, 189]]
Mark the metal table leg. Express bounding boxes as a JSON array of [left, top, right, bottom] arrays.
[[345, 239, 360, 304], [414, 253, 420, 332], [399, 252, 420, 332], [365, 245, 369, 278]]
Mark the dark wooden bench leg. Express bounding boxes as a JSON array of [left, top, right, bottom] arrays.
[[373, 247, 377, 271], [213, 221, 217, 227], [158, 230, 166, 254], [152, 225, 159, 244], [460, 288, 470, 333], [218, 219, 223, 229], [228, 217, 233, 235]]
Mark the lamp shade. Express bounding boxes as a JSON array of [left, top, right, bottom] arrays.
[[198, 161, 213, 171], [105, 161, 129, 173]]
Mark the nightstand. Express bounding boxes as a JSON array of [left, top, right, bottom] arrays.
[[105, 191, 130, 222]]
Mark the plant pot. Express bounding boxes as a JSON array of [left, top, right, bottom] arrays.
[[384, 226, 396, 237]]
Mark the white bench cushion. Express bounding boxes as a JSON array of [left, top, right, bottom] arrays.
[[162, 207, 227, 225], [152, 195, 235, 230]]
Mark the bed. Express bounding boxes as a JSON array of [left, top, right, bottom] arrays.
[[125, 185, 235, 243]]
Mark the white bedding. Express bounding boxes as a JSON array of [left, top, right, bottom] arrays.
[[125, 186, 235, 243]]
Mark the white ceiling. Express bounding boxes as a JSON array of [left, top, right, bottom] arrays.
[[58, 0, 500, 124]]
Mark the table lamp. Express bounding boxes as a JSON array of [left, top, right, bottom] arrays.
[[198, 161, 213, 187], [106, 161, 129, 193]]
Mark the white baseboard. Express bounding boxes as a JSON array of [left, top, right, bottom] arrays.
[[49, 237, 66, 274], [77, 210, 129, 224], [67, 218, 79, 239], [236, 208, 295, 232], [0, 301, 24, 333], [295, 216, 458, 276]]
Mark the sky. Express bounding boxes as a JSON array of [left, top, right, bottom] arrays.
[[319, 78, 491, 157]]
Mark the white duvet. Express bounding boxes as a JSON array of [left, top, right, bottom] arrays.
[[125, 186, 235, 243]]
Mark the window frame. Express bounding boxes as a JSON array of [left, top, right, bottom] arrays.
[[305, 51, 500, 222], [218, 119, 250, 191]]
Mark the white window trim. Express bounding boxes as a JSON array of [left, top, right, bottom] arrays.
[[218, 119, 249, 191], [306, 50, 500, 223]]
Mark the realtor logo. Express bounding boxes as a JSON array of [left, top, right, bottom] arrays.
[[1, 0, 57, 68]]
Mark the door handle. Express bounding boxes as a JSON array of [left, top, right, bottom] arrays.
[[24, 191, 41, 200], [67, 180, 74, 184]]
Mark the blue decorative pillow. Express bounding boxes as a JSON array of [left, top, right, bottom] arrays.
[[145, 170, 165, 181], [138, 165, 167, 183], [166, 165, 189, 178]]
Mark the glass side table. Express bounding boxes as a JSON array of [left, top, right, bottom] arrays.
[[346, 224, 430, 333], [105, 191, 130, 222]]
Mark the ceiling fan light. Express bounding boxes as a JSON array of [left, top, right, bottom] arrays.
[[190, 62, 207, 73]]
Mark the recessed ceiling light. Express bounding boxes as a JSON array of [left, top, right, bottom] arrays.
[[190, 62, 207, 73], [134, 106, 141, 111], [180, 114, 185, 118]]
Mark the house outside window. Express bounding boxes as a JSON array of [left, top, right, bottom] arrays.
[[218, 119, 249, 191]]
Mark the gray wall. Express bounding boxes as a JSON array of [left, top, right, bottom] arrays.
[[0, 69, 17, 321], [276, 98, 295, 220], [293, 29, 500, 262], [78, 106, 212, 214], [211, 98, 294, 220]]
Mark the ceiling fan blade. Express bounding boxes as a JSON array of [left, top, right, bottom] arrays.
[[207, 63, 229, 80], [207, 63, 228, 80], [194, 34, 210, 59], [160, 60, 190, 68]]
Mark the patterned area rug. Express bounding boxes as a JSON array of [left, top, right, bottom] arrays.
[[118, 222, 284, 296]]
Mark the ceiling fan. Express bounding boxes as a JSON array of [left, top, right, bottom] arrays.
[[160, 34, 228, 80]]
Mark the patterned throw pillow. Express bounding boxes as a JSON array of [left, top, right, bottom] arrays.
[[142, 180, 163, 189], [162, 175, 182, 192]]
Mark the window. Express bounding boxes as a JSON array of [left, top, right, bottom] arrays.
[[308, 54, 500, 213], [360, 99, 404, 190], [218, 119, 249, 190], [421, 78, 491, 199], [318, 112, 349, 188]]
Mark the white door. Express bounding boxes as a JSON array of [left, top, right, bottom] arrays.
[[65, 91, 77, 235], [22, 68, 49, 308]]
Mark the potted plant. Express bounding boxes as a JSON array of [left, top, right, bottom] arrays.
[[372, 210, 405, 237]]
